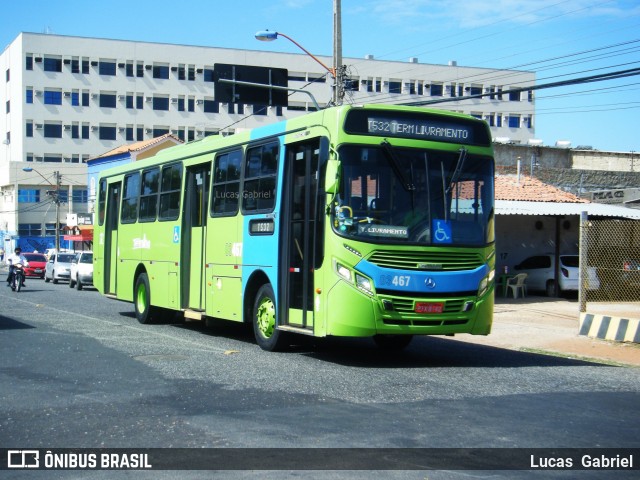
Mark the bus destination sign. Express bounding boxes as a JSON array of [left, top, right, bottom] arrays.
[[367, 116, 473, 143]]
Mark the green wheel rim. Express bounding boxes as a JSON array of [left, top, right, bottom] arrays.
[[136, 284, 148, 315], [256, 297, 276, 338]]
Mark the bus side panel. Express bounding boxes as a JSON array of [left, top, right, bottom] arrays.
[[207, 217, 243, 321]]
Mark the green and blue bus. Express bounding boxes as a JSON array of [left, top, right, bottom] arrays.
[[94, 104, 495, 351]]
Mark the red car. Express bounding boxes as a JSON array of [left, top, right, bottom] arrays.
[[22, 252, 47, 278]]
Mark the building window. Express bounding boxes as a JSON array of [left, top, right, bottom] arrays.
[[26, 121, 33, 137], [177, 97, 185, 111], [136, 63, 144, 77], [99, 93, 117, 108], [99, 125, 117, 140], [82, 59, 90, 74], [126, 62, 134, 77], [18, 223, 42, 235], [26, 88, 33, 104], [137, 127, 144, 141], [73, 189, 88, 203], [5, 68, 9, 82], [177, 65, 185, 80], [82, 91, 90, 107], [44, 90, 62, 105], [82, 123, 90, 139], [126, 94, 134, 109], [153, 64, 169, 79], [43, 57, 62, 72], [26, 55, 33, 70], [44, 223, 58, 235], [99, 61, 116, 76], [136, 94, 144, 110], [508, 115, 520, 128], [203, 99, 219, 113], [153, 127, 169, 137], [388, 80, 401, 94], [203, 68, 214, 82], [72, 123, 79, 139], [71, 59, 80, 74], [18, 189, 40, 203], [187, 97, 195, 112], [44, 123, 63, 138], [253, 105, 267, 116], [5, 100, 9, 113], [188, 65, 195, 81], [71, 91, 80, 106], [470, 85, 483, 96], [126, 126, 134, 141], [43, 154, 62, 163], [152, 96, 169, 111], [509, 90, 520, 101], [430, 83, 444, 96]]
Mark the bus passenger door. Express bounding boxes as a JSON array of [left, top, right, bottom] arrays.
[[104, 182, 120, 295], [280, 139, 325, 331], [181, 164, 210, 311]]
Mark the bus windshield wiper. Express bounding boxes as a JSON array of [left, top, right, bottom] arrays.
[[381, 140, 416, 192], [446, 148, 467, 195]]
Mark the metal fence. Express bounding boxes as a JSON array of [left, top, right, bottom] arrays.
[[579, 214, 640, 309]]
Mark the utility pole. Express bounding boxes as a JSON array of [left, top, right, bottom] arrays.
[[333, 0, 344, 105], [53, 171, 61, 253]]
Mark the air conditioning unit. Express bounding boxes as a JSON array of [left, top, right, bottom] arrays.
[[118, 127, 125, 132], [118, 63, 125, 68], [145, 97, 153, 102], [63, 125, 71, 130], [145, 128, 152, 134], [34, 56, 43, 63], [91, 61, 98, 67], [145, 65, 152, 70], [196, 68, 203, 74], [170, 98, 178, 103], [196, 99, 204, 104], [34, 90, 43, 96], [63, 92, 71, 97], [35, 124, 43, 130], [91, 126, 98, 131], [118, 95, 125, 100], [171, 129, 179, 135], [196, 130, 204, 137], [170, 66, 178, 72], [91, 93, 98, 99]]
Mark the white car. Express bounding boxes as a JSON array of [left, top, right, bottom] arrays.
[[69, 251, 93, 290], [513, 254, 600, 296], [44, 252, 76, 284]]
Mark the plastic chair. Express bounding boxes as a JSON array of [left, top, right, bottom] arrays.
[[506, 273, 528, 299]]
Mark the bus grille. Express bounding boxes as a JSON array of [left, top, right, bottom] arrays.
[[367, 250, 483, 271], [388, 297, 469, 314]]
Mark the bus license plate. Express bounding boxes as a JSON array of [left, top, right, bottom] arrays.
[[415, 302, 444, 314]]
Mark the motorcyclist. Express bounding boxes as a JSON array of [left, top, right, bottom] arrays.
[[6, 247, 29, 287]]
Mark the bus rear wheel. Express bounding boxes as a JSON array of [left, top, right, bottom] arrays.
[[373, 334, 413, 351], [134, 273, 157, 324], [252, 284, 288, 352]]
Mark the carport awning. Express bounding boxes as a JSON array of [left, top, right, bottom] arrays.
[[495, 200, 640, 219]]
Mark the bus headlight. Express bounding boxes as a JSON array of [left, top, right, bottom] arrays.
[[355, 273, 373, 294], [335, 262, 353, 282], [478, 269, 495, 297]]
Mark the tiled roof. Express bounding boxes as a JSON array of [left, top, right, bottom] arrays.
[[91, 134, 183, 160], [495, 174, 588, 203]]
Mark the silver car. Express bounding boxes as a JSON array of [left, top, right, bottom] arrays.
[[69, 251, 93, 290], [44, 253, 76, 284]]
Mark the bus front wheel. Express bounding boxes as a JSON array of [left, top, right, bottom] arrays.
[[134, 273, 157, 324], [252, 284, 288, 352]]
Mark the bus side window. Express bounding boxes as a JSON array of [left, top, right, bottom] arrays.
[[243, 141, 278, 213]]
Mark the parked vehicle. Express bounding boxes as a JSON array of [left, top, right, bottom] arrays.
[[69, 251, 93, 290], [622, 259, 640, 288], [22, 252, 47, 278], [513, 254, 600, 296], [44, 253, 76, 284]]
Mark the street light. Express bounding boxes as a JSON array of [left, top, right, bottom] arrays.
[[22, 167, 61, 253], [255, 28, 344, 105]]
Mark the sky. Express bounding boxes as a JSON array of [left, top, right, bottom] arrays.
[[1, 0, 639, 152]]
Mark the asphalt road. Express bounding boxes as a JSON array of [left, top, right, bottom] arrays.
[[1, 276, 639, 479]]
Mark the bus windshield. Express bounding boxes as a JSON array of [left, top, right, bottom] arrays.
[[332, 144, 494, 246]]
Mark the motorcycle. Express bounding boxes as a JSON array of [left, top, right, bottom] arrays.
[[10, 263, 25, 292]]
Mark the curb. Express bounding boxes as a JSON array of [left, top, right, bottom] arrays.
[[579, 312, 640, 343]]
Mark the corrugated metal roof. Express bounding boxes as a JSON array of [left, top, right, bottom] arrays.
[[496, 200, 640, 219]]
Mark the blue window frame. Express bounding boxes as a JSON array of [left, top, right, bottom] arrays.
[[99, 126, 117, 140], [26, 89, 33, 104], [71, 92, 79, 106], [152, 97, 169, 111], [44, 123, 62, 138], [73, 189, 89, 203], [18, 189, 40, 203], [153, 65, 169, 79], [99, 94, 117, 108], [43, 57, 62, 72], [26, 122, 33, 137], [44, 91, 62, 105]]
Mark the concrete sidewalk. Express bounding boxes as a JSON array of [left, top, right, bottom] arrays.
[[457, 296, 640, 367]]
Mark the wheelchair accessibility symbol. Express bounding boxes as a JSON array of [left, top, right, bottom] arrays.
[[432, 220, 452, 244], [173, 226, 180, 243]]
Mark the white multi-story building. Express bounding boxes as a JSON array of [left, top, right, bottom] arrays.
[[0, 32, 536, 250]]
